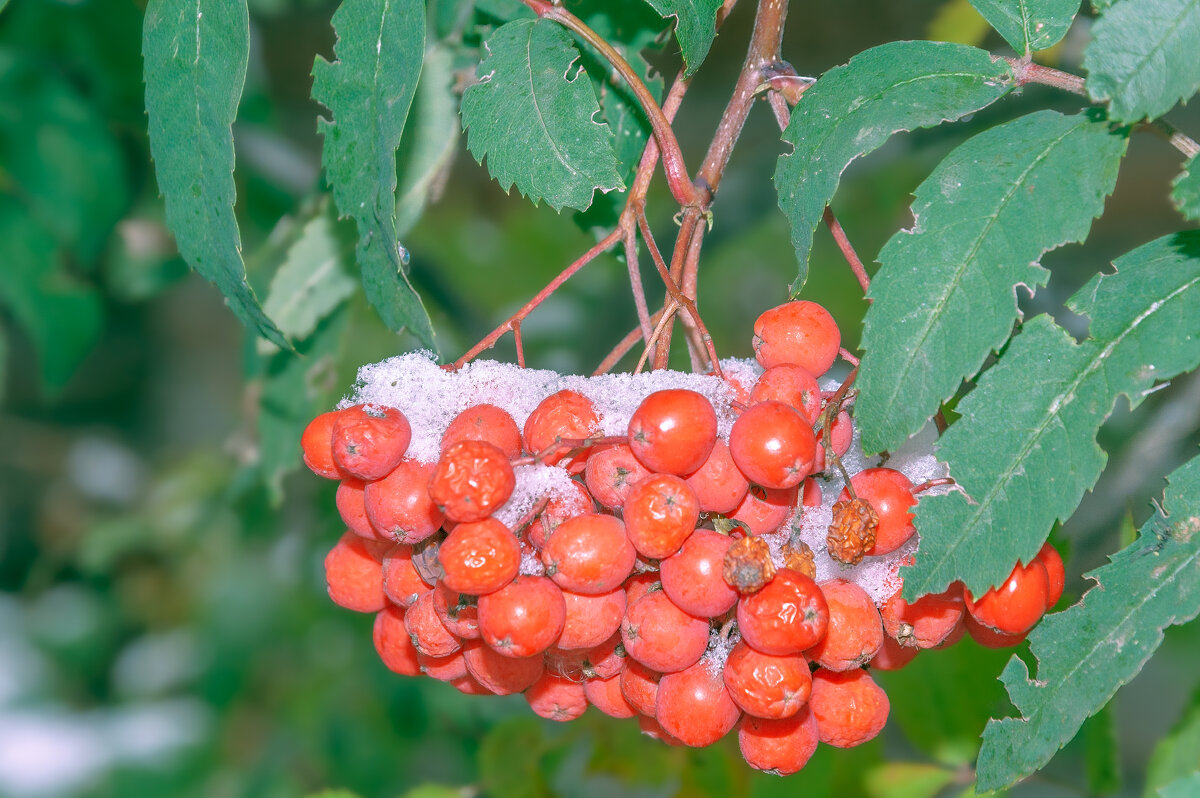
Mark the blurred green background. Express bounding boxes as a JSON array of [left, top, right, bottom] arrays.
[[2, 0, 1199, 796]]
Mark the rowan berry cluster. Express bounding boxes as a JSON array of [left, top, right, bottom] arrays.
[[301, 300, 1062, 775]]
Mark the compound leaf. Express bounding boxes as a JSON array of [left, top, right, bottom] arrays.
[[774, 41, 1014, 292], [312, 0, 435, 349], [975, 453, 1200, 791], [642, 0, 723, 75], [1173, 154, 1200, 221], [396, 44, 460, 239], [903, 230, 1200, 601], [1083, 0, 1200, 121], [857, 110, 1126, 454], [143, 0, 286, 348], [461, 18, 624, 212], [969, 0, 1081, 53]]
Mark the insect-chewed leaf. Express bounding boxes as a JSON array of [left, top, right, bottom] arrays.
[[1083, 0, 1200, 121], [312, 0, 435, 349], [461, 18, 624, 212], [974, 453, 1200, 791], [143, 0, 287, 348], [1174, 154, 1200, 222], [774, 41, 1014, 291], [642, 0, 723, 76], [855, 110, 1126, 455], [969, 0, 1081, 53], [902, 230, 1200, 602]]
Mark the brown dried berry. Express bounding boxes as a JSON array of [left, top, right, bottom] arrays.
[[722, 535, 777, 594], [827, 498, 878, 565], [782, 539, 817, 580]]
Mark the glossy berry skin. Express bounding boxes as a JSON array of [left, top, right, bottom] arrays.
[[621, 590, 710, 673], [738, 707, 820, 775], [1036, 542, 1065, 608], [441, 404, 522, 459], [964, 558, 1050, 636], [880, 583, 965, 649], [737, 569, 829, 656], [301, 410, 345, 479], [363, 459, 444, 544], [628, 389, 718, 476], [965, 612, 1027, 648], [541, 514, 636, 594], [722, 640, 812, 719], [656, 661, 742, 747], [438, 517, 521, 596], [584, 444, 651, 509], [325, 532, 387, 613], [429, 440, 516, 523], [477, 575, 566, 658], [752, 300, 841, 376], [729, 401, 816, 490], [660, 529, 738, 618], [806, 579, 884, 671], [557, 587, 626, 650], [809, 668, 889, 748], [684, 439, 750, 515], [331, 404, 412, 480], [623, 474, 700, 560], [523, 390, 599, 471], [750, 364, 823, 424], [838, 468, 916, 556], [373, 605, 421, 676]]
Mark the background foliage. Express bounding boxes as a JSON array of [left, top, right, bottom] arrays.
[[1, 0, 1198, 796]]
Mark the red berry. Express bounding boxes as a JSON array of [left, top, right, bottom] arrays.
[[585, 672, 637, 718], [624, 571, 661, 606], [753, 300, 841, 376], [729, 401, 816, 489], [381, 543, 432, 608], [684, 439, 750, 515], [722, 640, 812, 719], [809, 668, 889, 748], [628, 389, 718, 476], [418, 649, 468, 682], [429, 440, 516, 523], [1036, 542, 1065, 608], [729, 484, 798, 536], [325, 532, 387, 613], [523, 390, 599, 472], [620, 659, 662, 716], [736, 569, 828, 656], [622, 474, 700, 560], [301, 410, 345, 479], [438, 517, 520, 595], [525, 671, 588, 722], [869, 634, 919, 670], [431, 582, 481, 640], [477, 575, 565, 657], [880, 583, 965, 649], [750, 364, 823, 424], [331, 404, 412, 480], [965, 612, 1027, 648], [404, 589, 462, 657], [806, 579, 884, 671], [660, 529, 738, 617], [525, 479, 595, 548], [838, 468, 916, 556], [441, 404, 522, 459], [656, 661, 742, 747], [462, 639, 543, 695], [621, 590, 710, 673], [336, 478, 376, 539], [363, 459, 444, 544], [584, 444, 652, 509], [373, 605, 421, 676], [964, 558, 1050, 636], [540, 513, 635, 594], [557, 587, 627, 650], [738, 707, 820, 775]]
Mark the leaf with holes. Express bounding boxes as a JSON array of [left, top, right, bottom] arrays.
[[643, 0, 723, 75], [774, 41, 1014, 291], [143, 0, 286, 347], [312, 0, 435, 349], [855, 110, 1126, 454], [902, 231, 1200, 602], [974, 452, 1200, 791], [969, 0, 1081, 53]]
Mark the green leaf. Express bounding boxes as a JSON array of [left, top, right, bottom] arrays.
[[461, 18, 624, 212], [304, 791, 362, 798], [399, 786, 463, 798], [856, 110, 1126, 454], [1083, 0, 1200, 122], [1161, 773, 1200, 798], [865, 763, 956, 798], [1082, 702, 1123, 795], [1145, 687, 1200, 797], [642, 0, 723, 75], [774, 41, 1014, 291], [479, 716, 553, 798], [968, 0, 1081, 53], [260, 206, 356, 350], [396, 44, 460, 239], [312, 0, 436, 349], [975, 453, 1200, 791], [0, 197, 103, 392], [903, 231, 1200, 601], [142, 0, 287, 348], [1173, 154, 1200, 222]]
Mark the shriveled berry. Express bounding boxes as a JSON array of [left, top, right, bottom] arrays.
[[964, 558, 1050, 636], [628, 389, 718, 476], [621, 590, 710, 673], [729, 401, 816, 489], [441, 404, 522, 459], [750, 364, 823, 423], [880, 583, 965, 649], [623, 474, 700, 560], [363, 459, 444, 543], [325, 532, 387, 613], [332, 404, 412, 480], [584, 444, 651, 509], [753, 300, 841, 376], [526, 672, 588, 722], [557, 587, 626, 650], [656, 661, 742, 747], [373, 605, 421, 676], [438, 517, 520, 595], [477, 574, 565, 657], [462, 639, 544, 694], [738, 707, 820, 775], [826, 497, 878, 565], [429, 440, 516, 523], [722, 535, 777, 595], [541, 513, 635, 594], [301, 409, 345, 479], [684, 439, 749, 515], [722, 640, 812, 719], [806, 579, 884, 671], [523, 390, 599, 472], [781, 538, 816, 579], [837, 468, 916, 556], [809, 668, 889, 748], [737, 569, 828, 656]]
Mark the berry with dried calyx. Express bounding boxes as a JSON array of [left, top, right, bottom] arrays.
[[721, 535, 777, 595], [729, 400, 816, 490], [477, 575, 566, 658], [753, 300, 841, 376], [363, 459, 444, 544], [432, 582, 481, 640], [736, 569, 828, 656], [750, 363, 823, 423], [628, 389, 718, 476], [429, 439, 516, 523], [441, 403, 522, 459], [809, 667, 889, 748], [526, 672, 588, 722], [722, 640, 812, 719], [806, 579, 884, 671], [332, 404, 412, 480], [660, 529, 738, 617], [623, 474, 701, 560], [584, 443, 652, 509], [880, 583, 965, 649], [826, 497, 878, 565], [621, 590, 710, 673], [837, 468, 916, 556]]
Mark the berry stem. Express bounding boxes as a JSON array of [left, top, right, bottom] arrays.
[[623, 224, 655, 353], [912, 477, 956, 495], [594, 309, 665, 375]]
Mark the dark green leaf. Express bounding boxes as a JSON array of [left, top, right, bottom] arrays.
[[857, 110, 1126, 454], [312, 0, 436, 349], [976, 453, 1200, 791], [903, 231, 1200, 600], [1145, 687, 1200, 797], [1161, 772, 1200, 798], [1082, 702, 1122, 795], [396, 44, 460, 239], [1173, 154, 1200, 222], [774, 41, 1014, 291], [461, 18, 624, 211], [968, 0, 1080, 53], [642, 0, 723, 75], [1083, 0, 1200, 121], [143, 0, 287, 348], [864, 763, 956, 798]]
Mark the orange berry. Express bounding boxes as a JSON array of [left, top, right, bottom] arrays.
[[336, 478, 376, 539], [750, 364, 823, 423], [363, 459, 444, 544], [729, 401, 816, 490], [429, 440, 516, 523], [381, 543, 432, 608], [477, 575, 565, 657], [738, 706, 820, 775], [806, 579, 884, 671], [838, 468, 916, 556], [729, 484, 798, 535], [880, 583, 965, 649], [656, 661, 742, 747], [623, 474, 700, 560], [462, 639, 543, 695], [526, 671, 588, 721], [431, 581, 481, 640], [541, 513, 635, 595], [438, 517, 520, 595], [404, 589, 462, 657], [325, 532, 387, 613], [558, 587, 627, 650], [809, 668, 889, 748], [418, 649, 468, 682], [620, 659, 662, 716], [441, 403, 522, 459], [372, 605, 421, 676], [869, 635, 919, 670], [621, 590, 710, 673], [628, 389, 718, 476], [684, 439, 749, 515], [737, 569, 828, 656], [1036, 542, 1065, 608], [585, 672, 637, 718], [584, 444, 651, 509], [331, 404, 411, 480], [523, 390, 599, 472], [752, 300, 841, 376], [722, 640, 812, 719], [660, 529, 738, 617], [301, 410, 345, 479], [964, 558, 1050, 635]]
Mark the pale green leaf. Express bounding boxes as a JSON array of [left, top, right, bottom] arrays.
[[395, 44, 459, 239], [400, 787, 462, 798], [1173, 154, 1200, 222], [142, 0, 287, 348], [857, 110, 1126, 454], [461, 18, 624, 211], [969, 0, 1081, 53], [312, 0, 436, 349], [903, 230, 1200, 599], [865, 763, 956, 798], [642, 0, 723, 75], [0, 1, 9, 16], [975, 453, 1200, 791], [774, 41, 1014, 291], [1145, 687, 1200, 798], [1083, 0, 1200, 121], [1161, 772, 1200, 798]]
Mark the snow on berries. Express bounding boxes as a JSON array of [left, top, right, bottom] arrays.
[[300, 299, 1064, 775]]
